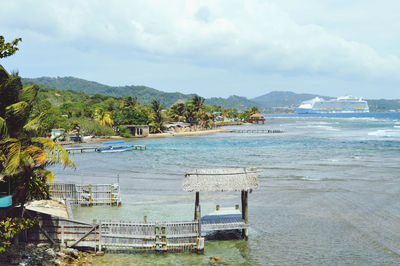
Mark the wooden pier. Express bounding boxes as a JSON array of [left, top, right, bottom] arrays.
[[229, 129, 284, 134], [133, 145, 146, 150], [65, 145, 146, 153], [184, 168, 258, 240], [50, 183, 121, 206], [25, 168, 258, 253], [26, 212, 203, 253], [65, 146, 99, 153]]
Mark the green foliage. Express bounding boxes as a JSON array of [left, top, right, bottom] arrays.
[[0, 66, 75, 208], [0, 36, 22, 59], [238, 106, 260, 121], [112, 109, 149, 126], [0, 217, 37, 252], [168, 103, 185, 122], [22, 76, 197, 107], [118, 125, 133, 137], [69, 117, 115, 136], [150, 100, 164, 133]]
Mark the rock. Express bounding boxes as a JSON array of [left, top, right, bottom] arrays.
[[45, 248, 56, 258], [53, 259, 63, 266], [210, 256, 221, 263], [62, 248, 79, 259], [209, 256, 228, 264], [56, 251, 66, 258], [37, 243, 50, 248], [96, 251, 105, 256]]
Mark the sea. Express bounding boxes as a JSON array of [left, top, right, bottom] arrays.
[[50, 112, 400, 265]]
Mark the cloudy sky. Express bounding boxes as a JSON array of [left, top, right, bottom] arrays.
[[1, 0, 400, 99]]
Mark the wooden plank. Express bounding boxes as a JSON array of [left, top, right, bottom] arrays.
[[69, 224, 99, 247]]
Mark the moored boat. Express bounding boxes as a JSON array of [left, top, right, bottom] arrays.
[[96, 140, 133, 152]]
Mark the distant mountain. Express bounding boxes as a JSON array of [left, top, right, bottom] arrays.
[[22, 77, 400, 112], [367, 99, 400, 112], [22, 76, 197, 107], [22, 76, 259, 110], [251, 91, 332, 108], [206, 95, 267, 111]]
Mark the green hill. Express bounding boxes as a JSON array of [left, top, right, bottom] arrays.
[[22, 76, 196, 107], [22, 76, 260, 110], [206, 95, 268, 112]]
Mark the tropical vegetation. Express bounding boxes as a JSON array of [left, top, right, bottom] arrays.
[[0, 36, 75, 252]]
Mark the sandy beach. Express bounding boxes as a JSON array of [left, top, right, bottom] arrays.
[[60, 128, 230, 145]]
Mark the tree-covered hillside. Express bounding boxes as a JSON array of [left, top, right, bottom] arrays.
[[206, 95, 268, 112], [22, 76, 197, 107]]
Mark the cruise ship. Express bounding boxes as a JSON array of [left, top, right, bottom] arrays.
[[295, 95, 369, 114]]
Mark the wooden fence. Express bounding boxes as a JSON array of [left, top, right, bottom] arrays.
[[50, 183, 121, 206], [26, 212, 203, 253]]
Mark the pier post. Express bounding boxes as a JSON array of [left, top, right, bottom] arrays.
[[194, 192, 200, 220], [241, 190, 248, 240]]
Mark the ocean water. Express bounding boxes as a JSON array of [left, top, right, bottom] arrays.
[[51, 113, 400, 265]]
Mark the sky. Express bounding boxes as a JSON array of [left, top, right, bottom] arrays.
[[1, 0, 400, 99]]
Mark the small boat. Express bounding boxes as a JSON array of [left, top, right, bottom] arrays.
[[96, 140, 134, 153]]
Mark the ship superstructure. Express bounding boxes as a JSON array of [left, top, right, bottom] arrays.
[[295, 95, 369, 114]]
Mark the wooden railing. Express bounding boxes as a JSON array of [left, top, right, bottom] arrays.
[[26, 213, 203, 253], [50, 183, 121, 206]]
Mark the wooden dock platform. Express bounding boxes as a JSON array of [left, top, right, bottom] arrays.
[[65, 145, 146, 153], [201, 207, 249, 232], [229, 129, 284, 134], [50, 183, 121, 206]]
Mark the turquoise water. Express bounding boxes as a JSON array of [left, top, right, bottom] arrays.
[[51, 113, 400, 265]]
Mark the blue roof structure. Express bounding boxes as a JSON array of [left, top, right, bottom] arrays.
[[102, 140, 125, 145], [0, 195, 12, 208]]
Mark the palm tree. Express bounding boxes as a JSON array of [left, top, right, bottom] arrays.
[[121, 96, 137, 111], [191, 96, 205, 113], [184, 103, 197, 125], [169, 103, 185, 122], [0, 66, 75, 210], [150, 100, 164, 133], [94, 107, 114, 127]]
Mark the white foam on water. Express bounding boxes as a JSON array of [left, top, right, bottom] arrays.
[[368, 128, 400, 138], [308, 125, 340, 131]]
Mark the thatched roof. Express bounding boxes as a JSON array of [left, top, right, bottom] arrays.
[[250, 113, 265, 118], [183, 168, 258, 192]]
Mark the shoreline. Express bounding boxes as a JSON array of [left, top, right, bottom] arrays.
[[60, 128, 230, 145]]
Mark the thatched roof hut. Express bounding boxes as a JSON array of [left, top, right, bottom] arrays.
[[183, 168, 258, 192]]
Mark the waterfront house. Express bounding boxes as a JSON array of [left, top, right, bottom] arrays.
[[248, 113, 266, 124], [126, 125, 150, 137]]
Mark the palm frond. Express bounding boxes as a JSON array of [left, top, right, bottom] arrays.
[[31, 137, 55, 150], [0, 116, 8, 137], [34, 169, 55, 183], [19, 84, 39, 104], [23, 113, 44, 134], [5, 102, 30, 135], [4, 139, 21, 175], [24, 145, 47, 166], [55, 143, 76, 169]]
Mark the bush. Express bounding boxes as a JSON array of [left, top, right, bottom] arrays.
[[0, 217, 37, 252], [118, 125, 133, 137], [68, 118, 115, 136]]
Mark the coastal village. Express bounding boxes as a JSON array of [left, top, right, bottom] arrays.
[[2, 3, 400, 264], [0, 38, 275, 265]]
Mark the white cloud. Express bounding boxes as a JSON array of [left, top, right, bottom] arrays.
[[1, 0, 400, 98]]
